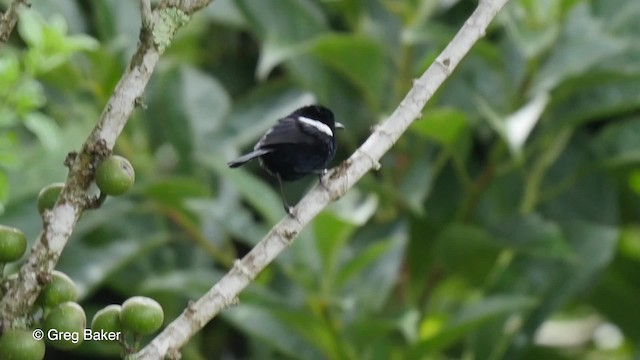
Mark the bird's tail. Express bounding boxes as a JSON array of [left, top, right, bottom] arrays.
[[227, 148, 272, 168]]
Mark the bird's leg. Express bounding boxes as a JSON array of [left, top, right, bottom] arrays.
[[317, 169, 329, 189], [277, 175, 294, 216]]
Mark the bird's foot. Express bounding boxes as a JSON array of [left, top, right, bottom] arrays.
[[284, 204, 296, 218], [317, 169, 329, 190]]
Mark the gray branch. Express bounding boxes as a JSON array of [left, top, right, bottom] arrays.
[[0, 0, 30, 43], [0, 0, 214, 331], [135, 0, 512, 358]]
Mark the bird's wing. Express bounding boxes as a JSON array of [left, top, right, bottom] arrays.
[[255, 116, 318, 149]]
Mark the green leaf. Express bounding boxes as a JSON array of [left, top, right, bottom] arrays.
[[548, 73, 640, 126], [411, 295, 537, 355], [286, 54, 370, 120], [411, 108, 468, 147], [58, 235, 168, 299], [224, 303, 325, 360], [310, 34, 387, 106], [145, 67, 197, 169], [541, 161, 618, 225], [13, 79, 46, 115], [257, 41, 310, 80], [203, 0, 247, 28], [198, 155, 283, 225], [23, 112, 60, 150], [629, 169, 640, 196], [503, 220, 618, 358], [19, 10, 98, 75], [0, 108, 18, 127], [138, 269, 224, 298], [618, 226, 640, 260], [0, 171, 8, 204], [327, 190, 378, 226], [18, 8, 45, 47], [31, 0, 88, 33], [501, 1, 561, 59], [340, 223, 407, 312], [335, 238, 393, 288], [143, 177, 212, 208], [588, 254, 640, 342], [530, 3, 627, 94], [592, 117, 640, 166], [398, 154, 433, 214], [593, 0, 640, 36], [61, 33, 100, 52], [185, 198, 267, 249], [237, 0, 326, 42], [489, 214, 572, 258], [563, 220, 618, 270], [435, 223, 501, 285], [180, 66, 232, 151], [454, 295, 537, 326], [314, 211, 356, 285], [0, 54, 21, 92], [90, 0, 140, 51], [8, 122, 89, 203], [236, 0, 327, 78]]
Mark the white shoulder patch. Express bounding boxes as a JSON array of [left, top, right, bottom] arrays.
[[298, 116, 333, 137]]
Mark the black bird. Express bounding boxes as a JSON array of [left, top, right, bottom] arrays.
[[227, 105, 344, 214]]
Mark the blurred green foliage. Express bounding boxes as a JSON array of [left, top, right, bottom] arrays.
[[1, 0, 640, 359]]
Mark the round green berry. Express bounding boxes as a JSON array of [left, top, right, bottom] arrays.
[[44, 302, 86, 350], [37, 183, 64, 214], [120, 296, 164, 335], [0, 329, 46, 360], [36, 271, 78, 309], [91, 305, 123, 335], [0, 225, 27, 263], [95, 155, 135, 196]]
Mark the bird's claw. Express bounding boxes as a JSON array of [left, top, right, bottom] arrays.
[[284, 204, 295, 218], [318, 169, 329, 189]]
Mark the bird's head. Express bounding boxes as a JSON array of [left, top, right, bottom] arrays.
[[293, 105, 344, 133]]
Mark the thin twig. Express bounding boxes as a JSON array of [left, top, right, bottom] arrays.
[[135, 0, 511, 358]]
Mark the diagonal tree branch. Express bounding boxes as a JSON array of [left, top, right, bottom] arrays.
[[0, 0, 29, 43], [0, 0, 215, 331], [135, 0, 511, 358]]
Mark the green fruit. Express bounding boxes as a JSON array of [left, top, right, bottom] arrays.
[[37, 183, 64, 214], [91, 305, 123, 335], [95, 155, 135, 196], [44, 302, 86, 350], [0, 329, 46, 360], [120, 296, 164, 335], [0, 225, 27, 263], [36, 271, 78, 308]]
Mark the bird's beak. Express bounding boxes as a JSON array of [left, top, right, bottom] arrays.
[[335, 122, 345, 130]]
